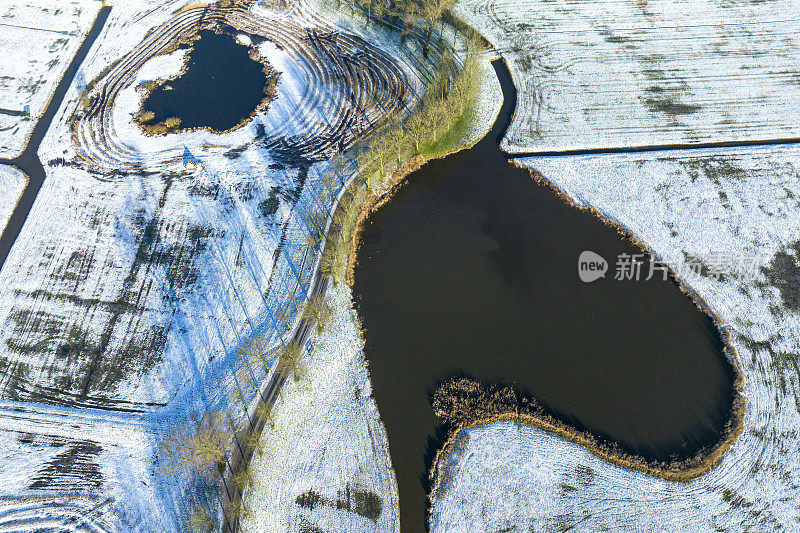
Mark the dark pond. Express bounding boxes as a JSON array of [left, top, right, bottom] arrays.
[[352, 60, 737, 533], [138, 29, 274, 133]]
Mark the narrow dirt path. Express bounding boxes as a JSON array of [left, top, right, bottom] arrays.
[[221, 168, 367, 532]]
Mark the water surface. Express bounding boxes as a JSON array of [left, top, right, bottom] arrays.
[[139, 29, 273, 132], [352, 60, 737, 533]]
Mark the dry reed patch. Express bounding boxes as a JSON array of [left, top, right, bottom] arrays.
[[429, 375, 745, 511]]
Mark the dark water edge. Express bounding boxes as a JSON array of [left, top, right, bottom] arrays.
[[138, 29, 274, 133], [0, 7, 112, 272], [352, 60, 739, 533]]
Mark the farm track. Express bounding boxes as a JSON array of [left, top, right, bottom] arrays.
[[221, 168, 368, 532], [221, 274, 329, 533], [0, 495, 117, 533], [509, 136, 800, 157]]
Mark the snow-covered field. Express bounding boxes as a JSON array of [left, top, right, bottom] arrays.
[[0, 401, 167, 530], [5, 0, 797, 529], [241, 283, 399, 533], [430, 146, 800, 531], [6, 0, 426, 408], [240, 50, 501, 533], [0, 165, 25, 237], [0, 0, 98, 158], [453, 0, 800, 153], [0, 0, 446, 529]]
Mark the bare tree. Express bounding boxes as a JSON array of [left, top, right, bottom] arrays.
[[405, 112, 426, 153], [188, 505, 216, 533], [278, 292, 303, 327], [363, 136, 392, 191], [236, 364, 259, 398], [385, 123, 409, 166], [320, 160, 344, 202], [417, 0, 455, 55], [395, 0, 416, 41], [243, 426, 264, 459], [161, 412, 232, 478], [331, 154, 350, 188], [240, 336, 271, 372], [233, 464, 254, 492], [361, 0, 373, 23], [223, 495, 247, 524], [303, 204, 329, 250], [372, 0, 391, 24], [255, 401, 277, 431], [319, 242, 338, 284], [275, 341, 305, 381], [302, 295, 334, 332]]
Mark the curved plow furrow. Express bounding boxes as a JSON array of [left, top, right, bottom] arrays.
[[74, 0, 419, 172], [0, 497, 117, 533]]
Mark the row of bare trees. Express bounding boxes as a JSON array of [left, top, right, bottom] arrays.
[[359, 41, 482, 190], [347, 0, 458, 54], [159, 411, 234, 531], [162, 19, 481, 533], [161, 290, 334, 530]]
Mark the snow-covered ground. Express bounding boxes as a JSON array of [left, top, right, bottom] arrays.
[[0, 165, 25, 237], [0, 401, 167, 530], [418, 44, 503, 152], [430, 146, 800, 531], [462, 50, 503, 148], [0, 0, 444, 529], [241, 283, 399, 533], [8, 0, 796, 529], [0, 0, 98, 158], [239, 55, 500, 531], [453, 0, 800, 153]]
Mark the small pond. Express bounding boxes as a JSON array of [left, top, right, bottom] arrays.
[[352, 60, 739, 533], [137, 29, 276, 134]]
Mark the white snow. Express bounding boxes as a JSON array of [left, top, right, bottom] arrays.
[[0, 0, 98, 158], [241, 283, 399, 532], [0, 165, 25, 238], [461, 50, 503, 149], [453, 0, 800, 153], [430, 146, 800, 531], [0, 401, 168, 531], [0, 0, 442, 529]]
